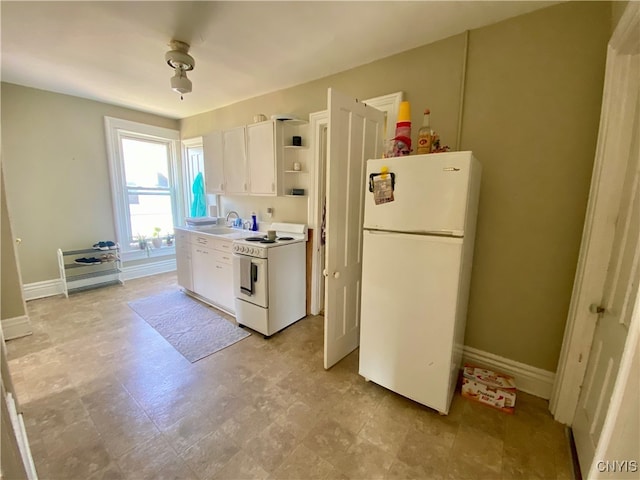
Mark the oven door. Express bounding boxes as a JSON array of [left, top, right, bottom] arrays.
[[233, 254, 268, 308]]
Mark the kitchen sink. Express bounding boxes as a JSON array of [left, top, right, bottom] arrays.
[[201, 226, 238, 235]]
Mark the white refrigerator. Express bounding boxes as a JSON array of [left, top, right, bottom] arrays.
[[359, 151, 481, 415]]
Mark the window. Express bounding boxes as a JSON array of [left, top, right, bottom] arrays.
[[105, 117, 182, 258], [182, 137, 217, 218]]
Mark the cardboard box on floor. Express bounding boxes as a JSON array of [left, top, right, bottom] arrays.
[[461, 364, 517, 414]]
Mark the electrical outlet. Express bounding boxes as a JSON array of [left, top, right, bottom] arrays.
[[266, 207, 273, 218]]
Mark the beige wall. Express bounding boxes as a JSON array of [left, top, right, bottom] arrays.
[[460, 2, 610, 371], [612, 1, 629, 32], [1, 168, 26, 320], [1, 84, 179, 284], [1, 1, 611, 371], [181, 33, 467, 224], [182, 1, 610, 371]]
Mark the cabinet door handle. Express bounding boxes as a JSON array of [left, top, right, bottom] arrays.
[[216, 265, 222, 269]]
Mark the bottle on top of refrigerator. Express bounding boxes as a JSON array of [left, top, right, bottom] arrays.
[[416, 109, 433, 155]]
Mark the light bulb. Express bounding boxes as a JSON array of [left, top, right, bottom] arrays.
[[170, 68, 192, 96]]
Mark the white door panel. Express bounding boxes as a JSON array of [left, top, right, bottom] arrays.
[[572, 92, 640, 474], [324, 88, 384, 369]]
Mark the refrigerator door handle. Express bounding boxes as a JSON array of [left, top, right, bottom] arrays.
[[365, 228, 463, 238]]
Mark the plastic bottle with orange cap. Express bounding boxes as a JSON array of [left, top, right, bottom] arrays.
[[391, 101, 412, 157]]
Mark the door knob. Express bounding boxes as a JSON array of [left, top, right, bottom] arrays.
[[333, 271, 341, 279], [589, 304, 605, 314], [323, 269, 328, 277], [15, 238, 22, 244]]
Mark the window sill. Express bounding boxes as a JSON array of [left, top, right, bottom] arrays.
[[121, 246, 176, 263]]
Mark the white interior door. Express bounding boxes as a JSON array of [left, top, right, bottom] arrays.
[[572, 91, 640, 475], [323, 88, 384, 369]]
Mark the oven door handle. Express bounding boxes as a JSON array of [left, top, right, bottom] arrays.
[[251, 263, 258, 283]]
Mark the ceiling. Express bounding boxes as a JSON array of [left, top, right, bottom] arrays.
[[1, 1, 559, 120]]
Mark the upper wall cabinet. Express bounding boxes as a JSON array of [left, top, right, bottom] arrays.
[[201, 118, 308, 197], [202, 130, 224, 194], [246, 120, 281, 196], [222, 126, 248, 195]]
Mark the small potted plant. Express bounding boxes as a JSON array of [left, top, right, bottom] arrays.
[[151, 227, 163, 248], [136, 234, 147, 250], [166, 233, 174, 246]]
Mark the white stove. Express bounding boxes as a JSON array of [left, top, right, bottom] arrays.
[[232, 223, 307, 338], [231, 224, 307, 259]]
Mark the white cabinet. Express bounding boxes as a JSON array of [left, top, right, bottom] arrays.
[[189, 233, 235, 314], [246, 121, 280, 195], [212, 258, 234, 312], [175, 229, 193, 291], [203, 130, 224, 194], [191, 244, 218, 302], [202, 119, 308, 197], [222, 126, 248, 195]]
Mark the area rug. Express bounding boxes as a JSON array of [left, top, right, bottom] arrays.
[[127, 290, 250, 363]]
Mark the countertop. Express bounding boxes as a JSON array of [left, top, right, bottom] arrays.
[[175, 225, 262, 241]]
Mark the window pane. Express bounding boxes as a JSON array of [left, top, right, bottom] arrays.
[[122, 138, 169, 188], [128, 193, 174, 240]]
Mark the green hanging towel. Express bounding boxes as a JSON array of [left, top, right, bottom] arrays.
[[190, 172, 207, 217]]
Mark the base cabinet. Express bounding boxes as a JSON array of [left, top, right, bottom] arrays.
[[175, 230, 193, 291], [191, 245, 218, 303], [180, 231, 235, 314]]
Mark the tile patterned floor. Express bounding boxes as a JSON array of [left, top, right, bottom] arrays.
[[6, 272, 574, 479]]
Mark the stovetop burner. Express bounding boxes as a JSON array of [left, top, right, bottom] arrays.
[[242, 235, 294, 243]]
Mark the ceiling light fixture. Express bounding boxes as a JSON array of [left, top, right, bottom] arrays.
[[165, 40, 195, 100]]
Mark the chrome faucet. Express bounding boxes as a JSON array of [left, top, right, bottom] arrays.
[[226, 210, 239, 226]]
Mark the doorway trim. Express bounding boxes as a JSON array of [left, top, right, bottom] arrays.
[[550, 2, 640, 425], [309, 92, 403, 315], [309, 110, 329, 315]]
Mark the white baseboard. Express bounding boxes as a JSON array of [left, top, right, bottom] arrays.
[[1, 315, 32, 340], [121, 259, 176, 281], [23, 279, 63, 300], [462, 345, 556, 399], [23, 260, 176, 300]]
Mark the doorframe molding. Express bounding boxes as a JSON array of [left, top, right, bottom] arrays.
[[309, 92, 404, 316], [309, 110, 329, 315], [550, 2, 640, 425]]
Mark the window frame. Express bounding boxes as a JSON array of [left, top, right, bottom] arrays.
[[104, 116, 182, 261]]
